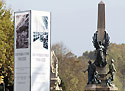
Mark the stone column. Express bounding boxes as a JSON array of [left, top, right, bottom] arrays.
[[97, 1, 105, 42], [97, 1, 107, 80]]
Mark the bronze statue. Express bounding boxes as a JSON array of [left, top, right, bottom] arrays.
[[106, 59, 116, 86], [93, 71, 101, 84], [83, 60, 96, 84], [93, 31, 110, 67], [107, 59, 116, 81], [106, 76, 112, 86]]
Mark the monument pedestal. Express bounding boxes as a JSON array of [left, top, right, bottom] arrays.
[[50, 78, 62, 91], [85, 84, 118, 91], [84, 66, 118, 91]]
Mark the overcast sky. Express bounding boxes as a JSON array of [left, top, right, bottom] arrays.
[[5, 0, 125, 56]]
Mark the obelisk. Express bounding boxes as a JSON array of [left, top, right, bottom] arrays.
[[96, 1, 107, 75], [97, 1, 105, 42]]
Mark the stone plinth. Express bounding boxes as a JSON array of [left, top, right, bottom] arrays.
[[96, 66, 107, 85], [50, 78, 62, 91], [96, 66, 107, 74], [85, 84, 118, 91]]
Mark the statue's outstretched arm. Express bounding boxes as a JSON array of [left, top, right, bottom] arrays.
[[83, 69, 88, 73]]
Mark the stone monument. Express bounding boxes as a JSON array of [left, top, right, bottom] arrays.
[[84, 1, 118, 91]]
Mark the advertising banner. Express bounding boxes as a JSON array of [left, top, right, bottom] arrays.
[[14, 11, 31, 91], [31, 10, 50, 91], [14, 10, 50, 91]]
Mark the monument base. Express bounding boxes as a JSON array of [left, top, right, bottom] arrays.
[[85, 84, 118, 91], [50, 78, 62, 91]]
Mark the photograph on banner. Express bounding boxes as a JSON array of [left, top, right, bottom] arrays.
[[16, 13, 29, 49], [42, 16, 48, 30], [33, 32, 48, 49]]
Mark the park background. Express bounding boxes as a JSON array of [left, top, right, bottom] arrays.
[[0, 0, 125, 90]]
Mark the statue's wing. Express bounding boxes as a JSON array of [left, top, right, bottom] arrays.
[[92, 31, 99, 49], [103, 31, 110, 49], [92, 31, 110, 49]]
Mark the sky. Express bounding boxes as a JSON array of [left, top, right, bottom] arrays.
[[5, 0, 125, 56]]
